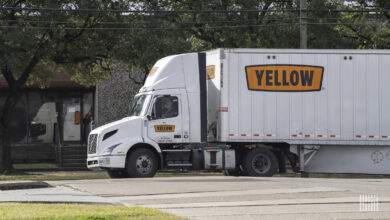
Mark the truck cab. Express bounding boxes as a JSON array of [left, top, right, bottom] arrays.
[[87, 53, 219, 177]]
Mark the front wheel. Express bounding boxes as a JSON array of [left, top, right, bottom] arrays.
[[242, 148, 278, 177], [126, 148, 158, 178]]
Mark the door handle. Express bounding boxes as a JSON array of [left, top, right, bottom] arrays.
[[174, 135, 181, 138]]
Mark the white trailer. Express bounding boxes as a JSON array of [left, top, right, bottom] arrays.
[[87, 49, 390, 177]]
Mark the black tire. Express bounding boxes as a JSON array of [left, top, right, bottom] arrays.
[[126, 148, 158, 178], [107, 169, 130, 178], [242, 148, 278, 177]]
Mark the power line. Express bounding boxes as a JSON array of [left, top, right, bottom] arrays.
[[1, 17, 300, 25], [2, 7, 390, 14], [0, 7, 300, 13], [0, 23, 297, 30], [2, 16, 385, 27], [0, 22, 380, 31]]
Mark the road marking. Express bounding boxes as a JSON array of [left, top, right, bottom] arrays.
[[111, 186, 345, 201], [141, 197, 390, 209]]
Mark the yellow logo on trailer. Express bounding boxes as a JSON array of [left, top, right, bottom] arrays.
[[154, 125, 175, 132], [245, 65, 324, 92]]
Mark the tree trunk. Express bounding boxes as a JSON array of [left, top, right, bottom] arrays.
[[0, 91, 20, 174], [0, 122, 12, 173]]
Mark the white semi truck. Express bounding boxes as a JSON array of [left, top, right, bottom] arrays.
[[87, 49, 390, 178]]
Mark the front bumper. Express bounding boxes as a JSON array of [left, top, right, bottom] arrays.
[[87, 155, 126, 170]]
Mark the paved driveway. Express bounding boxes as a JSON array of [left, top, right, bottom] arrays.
[[51, 176, 390, 220]]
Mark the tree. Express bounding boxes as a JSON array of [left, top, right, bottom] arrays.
[[336, 0, 390, 49], [112, 12, 192, 84], [0, 0, 128, 173], [169, 0, 300, 49], [307, 0, 358, 49], [1, 0, 387, 173]]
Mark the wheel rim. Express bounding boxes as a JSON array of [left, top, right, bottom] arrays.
[[136, 155, 153, 174], [251, 153, 271, 174]]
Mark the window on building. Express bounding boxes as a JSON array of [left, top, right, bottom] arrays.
[[27, 92, 58, 143]]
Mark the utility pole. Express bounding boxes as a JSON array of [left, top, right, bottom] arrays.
[[300, 0, 307, 49]]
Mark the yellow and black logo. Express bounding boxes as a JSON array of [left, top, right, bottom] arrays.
[[245, 65, 324, 92], [154, 125, 175, 132]]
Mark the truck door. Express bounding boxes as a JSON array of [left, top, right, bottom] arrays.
[[147, 94, 183, 143]]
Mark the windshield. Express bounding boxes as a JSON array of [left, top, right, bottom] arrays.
[[128, 94, 149, 117]]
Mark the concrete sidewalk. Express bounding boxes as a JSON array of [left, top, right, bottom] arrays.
[[0, 181, 119, 205], [3, 177, 390, 220], [49, 176, 390, 220]]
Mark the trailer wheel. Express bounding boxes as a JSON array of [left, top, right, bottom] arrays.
[[126, 148, 158, 178], [243, 148, 278, 177], [107, 169, 129, 178]]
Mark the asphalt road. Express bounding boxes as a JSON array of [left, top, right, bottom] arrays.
[[49, 176, 390, 220]]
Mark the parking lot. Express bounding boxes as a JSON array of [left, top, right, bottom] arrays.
[[50, 176, 390, 219]]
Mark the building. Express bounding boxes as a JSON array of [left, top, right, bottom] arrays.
[[0, 71, 94, 169], [0, 63, 143, 170]]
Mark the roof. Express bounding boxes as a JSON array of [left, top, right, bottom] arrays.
[[0, 71, 93, 90], [221, 48, 390, 55]]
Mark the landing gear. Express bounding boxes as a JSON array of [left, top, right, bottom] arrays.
[[223, 168, 242, 176], [242, 148, 278, 177], [107, 169, 129, 178], [126, 148, 158, 178]]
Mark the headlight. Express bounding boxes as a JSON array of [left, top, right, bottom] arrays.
[[101, 143, 121, 156]]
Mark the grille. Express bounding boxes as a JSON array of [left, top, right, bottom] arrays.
[[88, 134, 98, 154]]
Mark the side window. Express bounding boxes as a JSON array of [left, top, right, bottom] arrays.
[[152, 96, 179, 119]]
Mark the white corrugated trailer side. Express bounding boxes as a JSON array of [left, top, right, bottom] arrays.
[[207, 49, 390, 174]]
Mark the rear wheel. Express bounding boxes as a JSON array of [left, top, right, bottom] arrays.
[[242, 148, 278, 177], [107, 169, 129, 178], [126, 148, 158, 178]]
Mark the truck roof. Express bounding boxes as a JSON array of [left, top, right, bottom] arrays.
[[213, 48, 390, 55]]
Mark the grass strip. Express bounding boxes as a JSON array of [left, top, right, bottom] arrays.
[[2, 170, 390, 182], [0, 171, 223, 182], [0, 203, 184, 220], [0, 172, 109, 182], [13, 163, 59, 169]]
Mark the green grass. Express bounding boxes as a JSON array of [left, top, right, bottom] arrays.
[[3, 170, 389, 183], [0, 172, 109, 182], [155, 171, 223, 177], [13, 163, 59, 169], [0, 171, 223, 182], [2, 169, 389, 183], [276, 172, 390, 179], [0, 203, 184, 220]]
